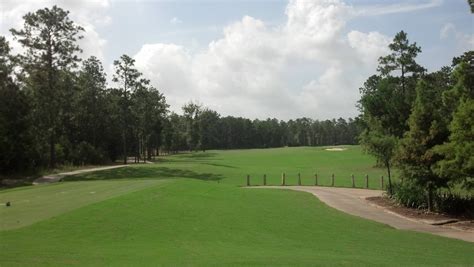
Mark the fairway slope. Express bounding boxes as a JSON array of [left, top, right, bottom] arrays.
[[1, 179, 473, 266]]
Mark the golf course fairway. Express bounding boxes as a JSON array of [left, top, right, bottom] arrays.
[[1, 147, 472, 266]]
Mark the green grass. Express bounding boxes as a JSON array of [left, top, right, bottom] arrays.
[[0, 146, 472, 266], [69, 146, 393, 189], [0, 180, 165, 230], [1, 180, 473, 266]]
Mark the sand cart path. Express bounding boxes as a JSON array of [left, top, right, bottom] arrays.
[[248, 186, 474, 243], [33, 165, 128, 185]]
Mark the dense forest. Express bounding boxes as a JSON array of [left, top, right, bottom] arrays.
[[0, 6, 360, 175], [357, 30, 473, 213]]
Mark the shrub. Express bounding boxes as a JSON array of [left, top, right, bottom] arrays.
[[70, 142, 108, 165], [390, 181, 427, 209], [390, 180, 474, 217], [434, 193, 474, 217]]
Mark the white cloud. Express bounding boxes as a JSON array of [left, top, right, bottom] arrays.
[[348, 31, 391, 64], [296, 65, 363, 119], [440, 23, 455, 39], [170, 17, 182, 25], [354, 0, 443, 16], [134, 0, 391, 120], [134, 43, 194, 110], [1, 0, 109, 62], [440, 22, 474, 51]]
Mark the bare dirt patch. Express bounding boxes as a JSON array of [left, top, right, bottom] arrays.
[[325, 147, 347, 151], [367, 196, 474, 231]]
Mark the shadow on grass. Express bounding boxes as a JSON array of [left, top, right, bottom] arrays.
[[177, 152, 218, 160], [203, 162, 237, 169], [65, 166, 223, 181]]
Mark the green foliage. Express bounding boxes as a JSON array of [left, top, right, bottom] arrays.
[[10, 5, 84, 69], [182, 102, 202, 151], [391, 181, 474, 215], [434, 99, 474, 190], [198, 108, 221, 151], [360, 125, 397, 193], [358, 31, 473, 214], [0, 37, 37, 173], [10, 5, 84, 168], [112, 54, 168, 163], [358, 31, 426, 196], [435, 192, 474, 216], [390, 181, 427, 209], [70, 141, 108, 165], [377, 31, 425, 79], [396, 78, 451, 210]]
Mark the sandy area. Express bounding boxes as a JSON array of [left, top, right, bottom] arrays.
[[325, 147, 347, 151]]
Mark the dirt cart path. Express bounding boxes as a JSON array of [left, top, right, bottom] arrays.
[[248, 186, 474, 243], [33, 165, 128, 185]]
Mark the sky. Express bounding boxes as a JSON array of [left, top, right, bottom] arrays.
[[1, 0, 473, 120]]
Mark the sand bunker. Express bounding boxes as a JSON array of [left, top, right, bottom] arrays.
[[325, 147, 347, 151]]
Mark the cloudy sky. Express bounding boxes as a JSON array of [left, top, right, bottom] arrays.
[[1, 0, 472, 120]]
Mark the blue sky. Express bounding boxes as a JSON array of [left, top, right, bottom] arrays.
[[2, 0, 473, 119], [94, 0, 473, 70]]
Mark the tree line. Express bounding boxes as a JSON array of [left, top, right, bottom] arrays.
[[0, 6, 360, 176], [358, 30, 473, 213], [163, 107, 360, 153]]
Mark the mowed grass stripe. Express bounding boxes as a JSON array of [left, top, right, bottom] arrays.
[[0, 179, 472, 266], [0, 179, 166, 230]]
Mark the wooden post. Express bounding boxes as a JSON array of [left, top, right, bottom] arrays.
[[331, 174, 335, 187], [263, 174, 266, 186], [381, 175, 384, 189], [314, 173, 318, 186], [281, 173, 286, 186], [246, 174, 250, 186], [351, 174, 355, 188], [365, 174, 369, 189], [298, 173, 301, 185]]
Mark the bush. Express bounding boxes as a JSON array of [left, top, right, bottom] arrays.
[[434, 193, 474, 217], [70, 142, 108, 165], [390, 181, 474, 217], [390, 181, 427, 209]]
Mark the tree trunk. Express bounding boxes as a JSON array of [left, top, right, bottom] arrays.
[[427, 186, 433, 212], [47, 34, 55, 169], [401, 64, 405, 95], [122, 132, 127, 165], [137, 135, 140, 163], [49, 131, 56, 168], [386, 160, 393, 195]]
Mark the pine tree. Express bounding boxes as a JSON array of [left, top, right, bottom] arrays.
[[396, 78, 450, 211], [10, 6, 84, 168]]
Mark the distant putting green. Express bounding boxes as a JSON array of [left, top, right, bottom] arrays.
[[1, 146, 472, 266]]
